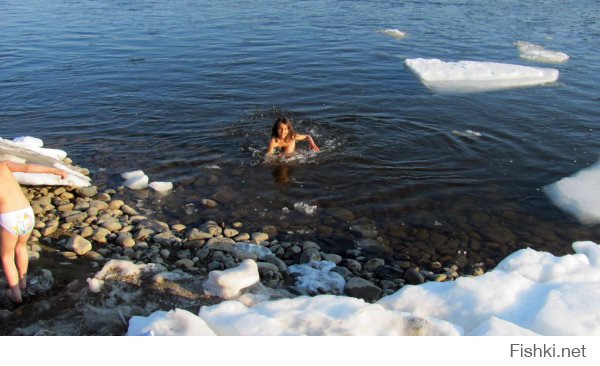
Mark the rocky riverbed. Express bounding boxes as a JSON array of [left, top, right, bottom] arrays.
[[0, 161, 584, 335]]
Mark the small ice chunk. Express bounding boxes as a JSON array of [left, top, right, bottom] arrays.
[[149, 181, 173, 192], [124, 174, 149, 190], [543, 161, 600, 224], [405, 58, 559, 93], [515, 41, 569, 63], [378, 28, 407, 40], [121, 170, 145, 180], [203, 259, 260, 299], [13, 136, 44, 148], [294, 201, 317, 215]]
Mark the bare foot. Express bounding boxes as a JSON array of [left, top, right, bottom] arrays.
[[19, 277, 27, 290], [6, 288, 22, 304]]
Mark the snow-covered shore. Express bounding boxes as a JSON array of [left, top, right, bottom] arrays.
[[127, 241, 600, 336]]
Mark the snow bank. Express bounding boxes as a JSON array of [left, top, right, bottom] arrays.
[[127, 241, 600, 336], [543, 161, 600, 224], [515, 41, 569, 63], [404, 58, 559, 93]]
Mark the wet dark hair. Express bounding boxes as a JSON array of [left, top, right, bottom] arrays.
[[271, 117, 296, 143]]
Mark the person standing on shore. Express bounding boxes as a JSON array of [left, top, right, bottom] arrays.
[[0, 160, 68, 303], [267, 117, 320, 155]]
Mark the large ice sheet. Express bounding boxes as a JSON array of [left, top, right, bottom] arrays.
[[405, 58, 559, 93], [543, 161, 600, 224]]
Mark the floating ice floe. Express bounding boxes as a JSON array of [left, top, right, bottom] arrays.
[[378, 28, 407, 40], [0, 136, 91, 187], [126, 241, 600, 336], [543, 160, 600, 224], [404, 58, 559, 93], [515, 41, 569, 63]]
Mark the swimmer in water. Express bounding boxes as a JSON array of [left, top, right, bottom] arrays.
[[267, 117, 320, 155]]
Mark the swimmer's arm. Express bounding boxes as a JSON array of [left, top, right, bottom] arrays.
[[266, 138, 277, 154], [4, 161, 69, 179], [295, 134, 320, 152]]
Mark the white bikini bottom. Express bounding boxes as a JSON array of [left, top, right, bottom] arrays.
[[0, 207, 35, 236]]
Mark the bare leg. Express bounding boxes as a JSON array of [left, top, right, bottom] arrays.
[[15, 233, 31, 290], [1, 226, 22, 303]]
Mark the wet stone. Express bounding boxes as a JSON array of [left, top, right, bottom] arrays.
[[404, 268, 425, 285]]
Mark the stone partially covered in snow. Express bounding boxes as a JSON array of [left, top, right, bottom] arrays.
[[515, 41, 569, 63], [404, 58, 559, 93], [127, 309, 216, 336], [543, 161, 600, 224], [203, 259, 260, 299]]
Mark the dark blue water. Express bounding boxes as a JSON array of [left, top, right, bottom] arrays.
[[2, 0, 600, 266]]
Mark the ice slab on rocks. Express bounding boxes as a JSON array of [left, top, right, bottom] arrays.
[[515, 41, 569, 63], [0, 137, 91, 187], [404, 58, 559, 93], [543, 161, 600, 224], [203, 259, 260, 300]]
